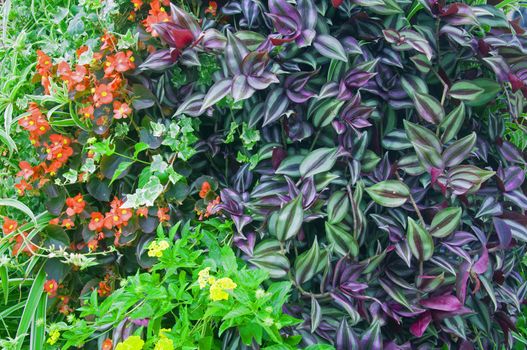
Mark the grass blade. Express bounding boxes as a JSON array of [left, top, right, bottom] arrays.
[[15, 267, 45, 350]]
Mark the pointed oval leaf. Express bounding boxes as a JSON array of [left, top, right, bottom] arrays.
[[327, 190, 350, 224], [313, 35, 348, 62], [263, 87, 289, 126], [442, 132, 476, 167], [299, 148, 338, 178], [325, 222, 359, 257], [365, 180, 409, 208], [275, 195, 304, 241], [449, 81, 485, 101], [200, 79, 233, 112], [407, 217, 434, 261], [430, 207, 462, 238], [413, 91, 445, 124], [440, 103, 465, 143]]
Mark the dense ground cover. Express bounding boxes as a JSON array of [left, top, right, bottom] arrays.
[[1, 0, 527, 349]]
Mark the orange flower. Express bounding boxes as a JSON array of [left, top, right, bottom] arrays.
[[157, 207, 170, 222], [205, 1, 218, 16], [87, 239, 99, 251], [66, 194, 86, 216], [97, 280, 111, 297], [15, 179, 33, 196], [143, 0, 171, 35], [113, 101, 132, 119], [131, 0, 143, 10], [136, 207, 148, 217], [50, 218, 60, 225], [61, 218, 75, 229], [89, 212, 105, 232], [12, 233, 36, 255], [102, 339, 113, 350], [100, 32, 117, 52], [199, 181, 211, 199], [17, 161, 35, 180], [76, 45, 89, 58], [36, 50, 53, 76], [2, 217, 18, 235], [44, 279, 58, 297], [79, 105, 94, 120], [94, 84, 113, 106]]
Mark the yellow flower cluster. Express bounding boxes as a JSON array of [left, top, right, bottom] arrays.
[[115, 335, 144, 350], [147, 240, 169, 258], [154, 329, 174, 350], [197, 267, 237, 301], [47, 329, 60, 345]]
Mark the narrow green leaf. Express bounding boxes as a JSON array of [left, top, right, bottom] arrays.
[[327, 191, 350, 224], [15, 267, 46, 350], [0, 198, 37, 224], [0, 265, 8, 304]]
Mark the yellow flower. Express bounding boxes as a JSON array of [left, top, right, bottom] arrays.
[[154, 337, 174, 350], [147, 240, 169, 258], [115, 335, 145, 350], [209, 277, 237, 301], [47, 329, 60, 345], [159, 328, 171, 338], [198, 267, 211, 289]]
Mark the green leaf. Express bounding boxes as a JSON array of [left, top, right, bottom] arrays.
[[407, 218, 434, 261], [294, 238, 327, 284], [275, 195, 304, 241], [442, 132, 477, 167], [133, 142, 149, 158], [15, 267, 46, 350], [365, 180, 409, 208], [448, 81, 485, 101], [299, 148, 338, 178], [429, 207, 462, 238], [0, 265, 8, 304], [412, 91, 444, 124], [0, 198, 37, 224], [30, 292, 47, 349], [327, 191, 349, 224], [308, 99, 345, 127], [440, 103, 465, 143], [110, 161, 133, 184], [325, 222, 359, 257]]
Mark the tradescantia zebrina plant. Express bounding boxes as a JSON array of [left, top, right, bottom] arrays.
[[131, 0, 527, 348], [134, 0, 527, 348]]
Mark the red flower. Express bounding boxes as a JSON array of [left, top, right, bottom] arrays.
[[76, 45, 89, 58], [205, 1, 218, 16], [36, 50, 52, 76], [102, 339, 113, 350], [97, 280, 112, 297], [143, 0, 171, 35], [118, 207, 133, 222], [17, 161, 35, 180], [199, 181, 211, 199], [100, 32, 117, 52], [136, 207, 149, 217], [2, 217, 18, 235], [87, 239, 99, 251], [157, 207, 170, 222], [113, 101, 132, 119], [15, 179, 33, 196], [94, 84, 113, 106], [66, 194, 86, 216], [131, 0, 143, 10], [61, 218, 75, 229], [50, 218, 60, 225], [12, 233, 36, 255], [89, 212, 105, 232], [44, 279, 58, 297], [79, 105, 94, 120], [105, 51, 135, 76]]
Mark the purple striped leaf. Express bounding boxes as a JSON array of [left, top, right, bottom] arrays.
[[313, 35, 348, 62]]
